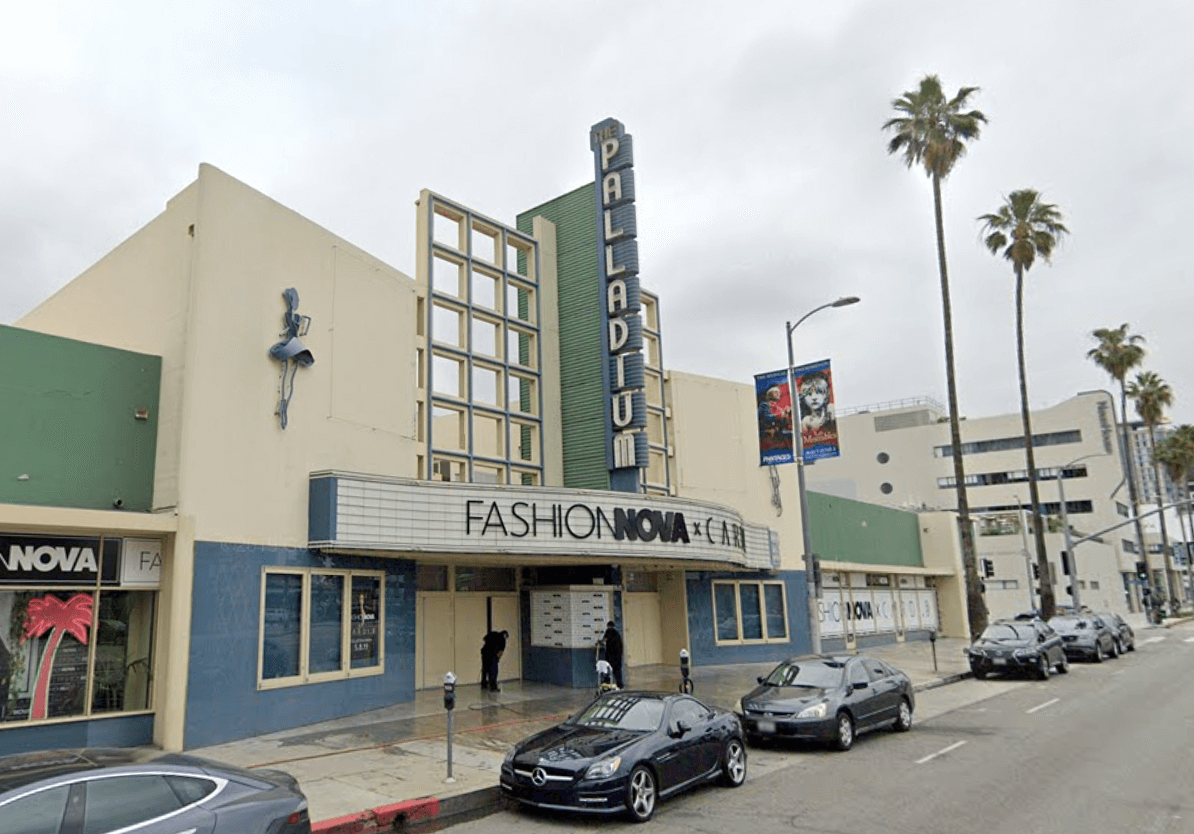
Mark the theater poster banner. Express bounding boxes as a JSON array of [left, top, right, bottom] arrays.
[[792, 358, 840, 462], [754, 369, 794, 466]]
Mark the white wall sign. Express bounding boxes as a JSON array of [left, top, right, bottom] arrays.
[[120, 538, 162, 587], [531, 589, 610, 648]]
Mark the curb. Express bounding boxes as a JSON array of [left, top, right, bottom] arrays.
[[912, 671, 972, 693], [311, 789, 505, 834]]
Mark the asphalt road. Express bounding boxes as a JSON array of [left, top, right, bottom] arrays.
[[458, 622, 1194, 834]]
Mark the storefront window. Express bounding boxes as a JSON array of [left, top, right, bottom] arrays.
[[0, 534, 161, 727], [713, 581, 789, 645], [764, 584, 787, 639], [713, 584, 738, 641], [740, 585, 763, 640], [262, 574, 302, 680], [350, 576, 380, 669], [309, 575, 343, 675], [259, 569, 384, 688], [92, 591, 155, 714]]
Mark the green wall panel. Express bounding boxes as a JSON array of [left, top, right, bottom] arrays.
[[0, 325, 161, 511], [808, 491, 923, 568], [518, 184, 609, 491]]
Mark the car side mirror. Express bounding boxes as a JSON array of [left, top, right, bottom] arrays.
[[853, 681, 868, 691], [757, 676, 766, 684], [671, 720, 691, 738]]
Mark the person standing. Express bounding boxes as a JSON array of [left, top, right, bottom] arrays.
[[601, 621, 624, 689], [480, 629, 508, 692]]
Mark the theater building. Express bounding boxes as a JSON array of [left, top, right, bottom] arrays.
[[3, 124, 965, 753]]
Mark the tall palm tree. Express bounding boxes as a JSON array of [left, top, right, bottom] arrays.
[[884, 74, 989, 636], [1155, 426, 1194, 605], [1127, 370, 1179, 604], [978, 190, 1068, 618], [1087, 325, 1149, 606]]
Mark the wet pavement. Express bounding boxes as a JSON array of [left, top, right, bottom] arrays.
[[190, 612, 1171, 830]]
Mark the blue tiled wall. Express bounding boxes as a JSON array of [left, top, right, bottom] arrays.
[[685, 571, 812, 665], [185, 542, 416, 749], [0, 714, 153, 757]]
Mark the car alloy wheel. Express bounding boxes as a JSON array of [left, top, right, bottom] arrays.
[[833, 712, 854, 751], [721, 739, 747, 786], [894, 698, 913, 732], [626, 765, 657, 823], [1036, 655, 1051, 680], [1109, 639, 1120, 658], [1094, 643, 1104, 663], [1056, 653, 1069, 674]]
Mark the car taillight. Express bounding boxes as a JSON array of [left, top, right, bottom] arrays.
[[287, 809, 308, 824]]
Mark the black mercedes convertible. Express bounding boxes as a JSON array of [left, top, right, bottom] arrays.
[[500, 690, 746, 822]]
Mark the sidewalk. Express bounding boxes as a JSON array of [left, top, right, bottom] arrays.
[[190, 636, 972, 833]]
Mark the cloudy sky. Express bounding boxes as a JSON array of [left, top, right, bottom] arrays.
[[4, 0, 1191, 425]]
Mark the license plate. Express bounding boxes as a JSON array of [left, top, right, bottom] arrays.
[[993, 658, 1007, 666], [756, 720, 776, 733]]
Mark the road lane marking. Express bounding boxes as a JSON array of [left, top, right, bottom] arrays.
[[1026, 698, 1060, 714], [916, 741, 967, 764], [1184, 637, 1194, 643], [1140, 636, 1166, 645]]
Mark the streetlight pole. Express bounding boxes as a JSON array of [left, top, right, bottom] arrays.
[[786, 295, 859, 655], [1056, 452, 1109, 612]]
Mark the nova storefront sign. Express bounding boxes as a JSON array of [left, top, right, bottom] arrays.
[[592, 118, 647, 491]]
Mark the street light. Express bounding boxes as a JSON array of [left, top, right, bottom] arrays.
[[1056, 452, 1109, 612], [1012, 492, 1035, 612], [786, 295, 860, 655]]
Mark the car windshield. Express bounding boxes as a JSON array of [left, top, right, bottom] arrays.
[[763, 659, 845, 689], [571, 694, 665, 732], [979, 623, 1035, 642], [1049, 617, 1091, 633]]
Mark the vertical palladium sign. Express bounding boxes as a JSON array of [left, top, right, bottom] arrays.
[[591, 117, 647, 492]]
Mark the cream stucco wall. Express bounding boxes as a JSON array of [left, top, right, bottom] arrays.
[[917, 511, 969, 639], [666, 371, 803, 570]]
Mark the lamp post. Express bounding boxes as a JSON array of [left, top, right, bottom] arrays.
[[786, 295, 859, 655], [1056, 452, 1109, 612]]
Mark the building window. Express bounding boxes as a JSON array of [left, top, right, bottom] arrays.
[[877, 452, 890, 464], [880, 482, 893, 495], [259, 568, 384, 688], [935, 429, 1081, 457], [1122, 539, 1138, 554], [712, 581, 788, 645], [1116, 502, 1129, 518], [0, 588, 156, 724]]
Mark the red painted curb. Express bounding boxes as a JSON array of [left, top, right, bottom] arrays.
[[373, 797, 440, 827], [313, 796, 441, 834], [311, 809, 376, 834]]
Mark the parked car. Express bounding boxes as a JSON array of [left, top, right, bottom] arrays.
[[1097, 611, 1136, 654], [0, 747, 310, 833], [501, 690, 746, 823], [737, 654, 914, 752], [1049, 613, 1119, 662], [966, 618, 1068, 679]]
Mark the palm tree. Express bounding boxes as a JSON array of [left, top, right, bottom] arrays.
[[1087, 325, 1149, 607], [1155, 425, 1194, 606], [978, 190, 1069, 618], [884, 74, 988, 636], [1127, 370, 1179, 605], [23, 592, 93, 720]]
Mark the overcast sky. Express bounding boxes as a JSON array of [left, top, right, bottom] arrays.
[[4, 0, 1192, 426]]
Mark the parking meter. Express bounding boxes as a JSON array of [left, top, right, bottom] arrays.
[[678, 649, 693, 693], [443, 671, 456, 711], [928, 631, 938, 672]]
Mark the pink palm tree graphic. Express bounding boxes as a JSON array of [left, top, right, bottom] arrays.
[[23, 594, 93, 720]]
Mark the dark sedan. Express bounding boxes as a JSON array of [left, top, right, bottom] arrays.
[[966, 619, 1068, 679], [0, 747, 310, 833], [737, 655, 914, 751], [1049, 614, 1119, 661], [500, 691, 746, 822], [1097, 611, 1136, 654]]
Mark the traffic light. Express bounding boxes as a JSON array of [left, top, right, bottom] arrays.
[[810, 555, 823, 597], [1135, 561, 1149, 582], [1060, 551, 1071, 576], [981, 558, 995, 578], [1032, 563, 1040, 581]]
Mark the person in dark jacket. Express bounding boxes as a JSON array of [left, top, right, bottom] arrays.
[[601, 621, 624, 689], [480, 629, 508, 692]]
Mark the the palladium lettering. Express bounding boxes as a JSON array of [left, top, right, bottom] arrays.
[[591, 118, 646, 477], [0, 545, 98, 574]]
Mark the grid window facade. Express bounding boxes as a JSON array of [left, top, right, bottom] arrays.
[[712, 580, 788, 645]]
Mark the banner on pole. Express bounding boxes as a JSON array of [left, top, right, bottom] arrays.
[[754, 369, 795, 466], [792, 359, 840, 461]]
